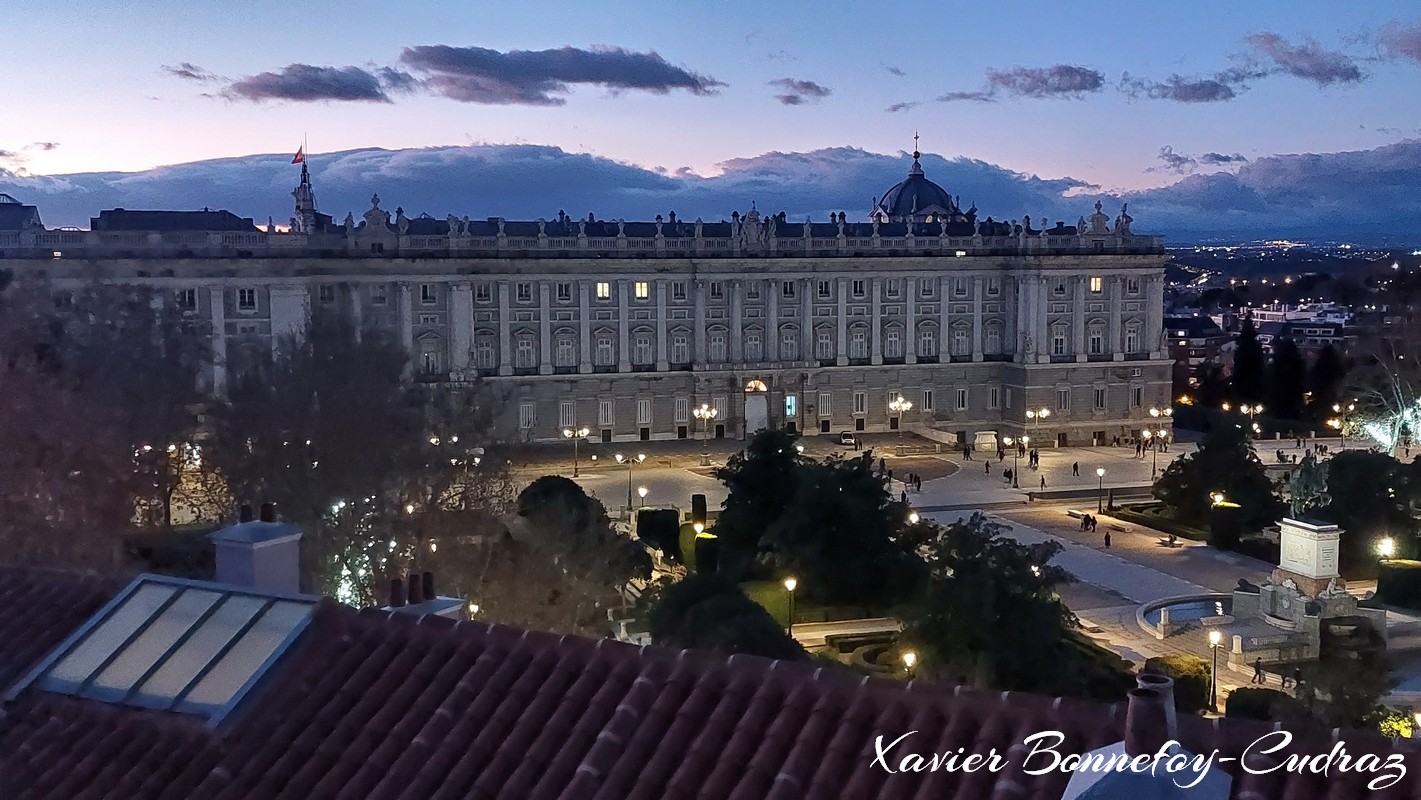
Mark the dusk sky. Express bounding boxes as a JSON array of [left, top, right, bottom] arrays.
[[4, 1, 1419, 240]]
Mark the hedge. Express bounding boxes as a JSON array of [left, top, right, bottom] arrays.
[[741, 580, 792, 629], [1143, 655, 1211, 714], [1377, 560, 1421, 610], [1110, 505, 1209, 541], [1226, 687, 1307, 722]]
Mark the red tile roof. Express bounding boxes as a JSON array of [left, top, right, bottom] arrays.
[[2, 568, 1420, 799]]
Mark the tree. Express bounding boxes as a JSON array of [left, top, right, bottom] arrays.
[[1143, 655, 1211, 714], [1300, 651, 1395, 729], [711, 428, 806, 575], [1308, 343, 1347, 420], [1347, 320, 1421, 455], [899, 513, 1078, 689], [1154, 420, 1283, 530], [1232, 315, 1265, 404], [1316, 450, 1416, 571], [646, 573, 808, 661], [1265, 338, 1307, 421]]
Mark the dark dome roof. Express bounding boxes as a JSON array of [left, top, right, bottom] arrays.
[[876, 153, 958, 219]]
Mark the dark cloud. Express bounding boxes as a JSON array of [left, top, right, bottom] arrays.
[[1245, 33, 1363, 85], [882, 63, 906, 77], [31, 142, 58, 152], [162, 62, 218, 82], [940, 65, 1104, 102], [6, 141, 1419, 244], [400, 45, 723, 105], [1380, 20, 1421, 63], [769, 77, 831, 105], [885, 102, 918, 113], [1199, 152, 1248, 166], [1120, 72, 1243, 103], [223, 64, 411, 103]]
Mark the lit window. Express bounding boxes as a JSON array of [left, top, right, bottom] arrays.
[[596, 282, 611, 299], [635, 281, 650, 300], [1089, 276, 1103, 293]]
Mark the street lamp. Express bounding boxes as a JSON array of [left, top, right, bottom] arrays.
[[1379, 536, 1396, 560], [1003, 436, 1021, 488], [637, 485, 649, 507], [614, 452, 646, 511], [1026, 407, 1051, 442], [1096, 467, 1106, 512], [1149, 406, 1173, 457], [908, 511, 920, 525], [562, 426, 590, 477], [693, 403, 718, 466], [901, 649, 918, 678], [1332, 401, 1356, 448], [1211, 491, 1227, 507], [1208, 629, 1223, 712], [783, 576, 798, 637], [888, 395, 913, 441]]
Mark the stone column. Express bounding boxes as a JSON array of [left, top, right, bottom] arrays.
[[1034, 277, 1049, 364], [1073, 275, 1087, 362], [578, 280, 592, 373], [871, 277, 883, 365], [1147, 275, 1165, 357], [905, 277, 917, 364], [938, 276, 951, 359], [451, 282, 473, 374], [496, 281, 512, 376], [209, 288, 226, 396], [348, 283, 363, 340], [766, 279, 779, 361], [1109, 276, 1124, 361], [836, 278, 848, 366], [971, 276, 984, 361], [539, 281, 553, 375], [801, 278, 813, 360], [694, 279, 707, 364], [397, 283, 415, 378], [618, 279, 631, 372], [656, 280, 668, 371], [730, 280, 744, 363], [1013, 275, 1027, 361]]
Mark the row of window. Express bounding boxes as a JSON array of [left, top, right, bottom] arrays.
[[519, 384, 1153, 430]]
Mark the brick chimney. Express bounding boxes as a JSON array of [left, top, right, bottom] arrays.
[[381, 570, 464, 620], [208, 501, 303, 593]]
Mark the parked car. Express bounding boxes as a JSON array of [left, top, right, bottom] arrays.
[[838, 431, 858, 447]]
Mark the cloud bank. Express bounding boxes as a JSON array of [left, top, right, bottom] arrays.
[[768, 78, 831, 106], [3, 141, 1418, 244], [940, 65, 1105, 102]]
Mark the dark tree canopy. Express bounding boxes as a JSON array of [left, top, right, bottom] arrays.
[[1154, 420, 1283, 529], [1317, 450, 1419, 570], [647, 573, 808, 661], [1232, 316, 1265, 404], [1308, 343, 1348, 419], [1266, 338, 1307, 421]]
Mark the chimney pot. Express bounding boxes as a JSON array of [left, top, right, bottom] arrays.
[[239, 503, 254, 523], [259, 502, 277, 523], [422, 571, 434, 601], [389, 578, 406, 607], [1136, 673, 1178, 739], [407, 572, 425, 604], [1124, 687, 1170, 757]]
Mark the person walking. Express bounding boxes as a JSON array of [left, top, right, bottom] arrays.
[[878, 457, 886, 475], [1040, 475, 1046, 490], [1091, 516, 1098, 533], [1252, 658, 1266, 685], [1103, 531, 1111, 548], [900, 489, 908, 504], [1072, 461, 1079, 477], [915, 475, 922, 491], [985, 461, 991, 474]]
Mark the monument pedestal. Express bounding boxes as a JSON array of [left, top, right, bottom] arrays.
[[1272, 517, 1343, 597]]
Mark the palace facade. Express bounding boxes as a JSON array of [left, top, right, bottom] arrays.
[[0, 153, 1172, 446]]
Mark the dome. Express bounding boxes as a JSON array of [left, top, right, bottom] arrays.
[[873, 151, 960, 223]]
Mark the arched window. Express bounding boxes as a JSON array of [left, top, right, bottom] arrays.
[[554, 331, 577, 367], [633, 331, 654, 365], [515, 333, 536, 367], [951, 328, 969, 356], [849, 325, 869, 359], [815, 329, 835, 360], [1051, 325, 1069, 356], [595, 334, 615, 366]]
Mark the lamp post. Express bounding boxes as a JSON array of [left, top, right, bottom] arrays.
[[1004, 436, 1021, 488], [693, 403, 718, 466], [1379, 536, 1396, 561], [614, 452, 645, 511], [901, 649, 918, 679], [1026, 407, 1051, 444], [888, 395, 913, 441], [1208, 629, 1223, 712], [908, 511, 920, 525], [637, 486, 648, 507], [1096, 467, 1106, 512], [1149, 406, 1173, 460], [1332, 401, 1355, 448], [783, 576, 798, 637], [562, 426, 589, 477]]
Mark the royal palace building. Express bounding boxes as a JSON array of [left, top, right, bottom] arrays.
[[0, 151, 1172, 447]]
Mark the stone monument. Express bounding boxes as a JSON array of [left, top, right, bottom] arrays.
[[1273, 454, 1342, 596]]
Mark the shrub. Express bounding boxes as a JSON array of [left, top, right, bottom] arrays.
[[1143, 655, 1211, 714], [1227, 687, 1308, 722], [1378, 560, 1421, 610]]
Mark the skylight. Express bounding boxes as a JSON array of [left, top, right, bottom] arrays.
[[6, 574, 316, 725]]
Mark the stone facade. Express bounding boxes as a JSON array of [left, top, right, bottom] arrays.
[[2, 170, 1173, 446]]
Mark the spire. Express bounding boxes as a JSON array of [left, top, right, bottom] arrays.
[[292, 154, 317, 234], [909, 131, 924, 176]]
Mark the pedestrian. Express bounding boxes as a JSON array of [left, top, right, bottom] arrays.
[[1080, 515, 1088, 532], [1004, 468, 1012, 484], [1252, 658, 1265, 685], [1040, 475, 1046, 490], [1091, 517, 1098, 533], [900, 489, 908, 504], [1103, 531, 1111, 548], [915, 475, 922, 491], [998, 449, 1005, 462], [878, 457, 886, 475], [1291, 668, 1303, 693], [1072, 461, 1079, 477], [985, 461, 991, 474]]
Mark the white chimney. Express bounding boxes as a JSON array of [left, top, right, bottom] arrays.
[[209, 503, 302, 593]]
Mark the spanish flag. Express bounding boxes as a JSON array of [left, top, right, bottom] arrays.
[[292, 146, 305, 164]]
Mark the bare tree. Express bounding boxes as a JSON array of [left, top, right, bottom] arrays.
[[1348, 320, 1421, 454]]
